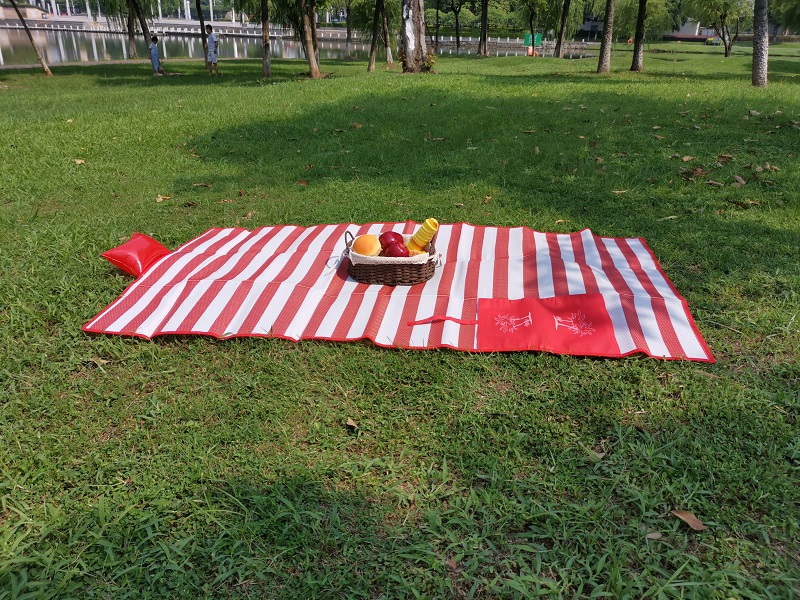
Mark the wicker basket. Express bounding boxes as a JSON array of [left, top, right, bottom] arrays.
[[344, 231, 438, 286]]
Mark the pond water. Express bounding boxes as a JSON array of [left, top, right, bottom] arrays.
[[0, 28, 539, 66]]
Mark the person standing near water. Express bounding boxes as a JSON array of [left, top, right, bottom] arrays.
[[206, 25, 219, 77], [148, 36, 162, 76]]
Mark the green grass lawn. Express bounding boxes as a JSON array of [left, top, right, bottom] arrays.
[[1, 50, 798, 598]]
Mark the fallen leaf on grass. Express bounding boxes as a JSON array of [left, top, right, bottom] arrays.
[[732, 175, 747, 187], [717, 154, 733, 164], [555, 219, 568, 224], [484, 195, 492, 204], [706, 181, 724, 187], [217, 199, 233, 204], [611, 190, 629, 195], [521, 130, 536, 134], [749, 109, 760, 117], [432, 137, 447, 142], [73, 159, 86, 165], [645, 531, 663, 540], [155, 195, 171, 202], [67, 118, 74, 123], [671, 509, 708, 531], [181, 201, 197, 208], [454, 203, 464, 208], [534, 147, 540, 155], [658, 215, 680, 221], [333, 128, 345, 133], [726, 198, 761, 209], [351, 122, 363, 129], [652, 126, 661, 130], [595, 157, 605, 164], [295, 180, 310, 186], [242, 211, 255, 220], [192, 182, 212, 187], [305, 164, 313, 170], [238, 189, 244, 197], [346, 417, 359, 431], [682, 156, 695, 162], [652, 134, 666, 140], [697, 371, 721, 380]]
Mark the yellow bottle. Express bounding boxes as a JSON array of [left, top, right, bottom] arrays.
[[406, 218, 439, 253]]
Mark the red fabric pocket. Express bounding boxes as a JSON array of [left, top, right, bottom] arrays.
[[101, 232, 171, 277], [477, 294, 619, 356]]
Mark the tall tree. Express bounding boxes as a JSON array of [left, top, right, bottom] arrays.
[[554, 0, 571, 58], [129, 0, 151, 42], [300, 0, 322, 77], [261, 0, 271, 77], [629, 0, 646, 71], [9, 0, 52, 75], [681, 0, 751, 58], [597, 0, 615, 73], [400, 0, 429, 72], [448, 0, 468, 51], [195, 0, 208, 64], [126, 0, 137, 58], [752, 0, 768, 87], [382, 2, 394, 63], [345, 0, 353, 58], [368, 0, 382, 71], [771, 0, 800, 34], [477, 0, 489, 55], [515, 0, 548, 40]]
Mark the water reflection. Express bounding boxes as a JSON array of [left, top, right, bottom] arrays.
[[0, 28, 539, 66]]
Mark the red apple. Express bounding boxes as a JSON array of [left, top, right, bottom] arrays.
[[379, 231, 405, 251], [385, 242, 410, 258]]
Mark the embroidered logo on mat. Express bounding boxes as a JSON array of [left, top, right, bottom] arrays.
[[477, 294, 618, 354], [495, 312, 533, 334], [553, 311, 595, 337]]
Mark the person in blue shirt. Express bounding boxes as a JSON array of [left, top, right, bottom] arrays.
[[148, 35, 162, 76]]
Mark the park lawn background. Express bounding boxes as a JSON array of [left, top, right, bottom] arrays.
[[0, 50, 798, 597]]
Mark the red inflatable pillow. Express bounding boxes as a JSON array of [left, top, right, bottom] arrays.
[[101, 232, 171, 277]]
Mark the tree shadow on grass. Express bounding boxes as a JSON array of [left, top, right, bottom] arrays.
[[177, 83, 799, 293]]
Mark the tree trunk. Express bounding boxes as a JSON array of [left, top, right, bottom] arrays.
[[434, 1, 439, 51], [382, 2, 393, 63], [300, 0, 322, 77], [454, 10, 460, 50], [554, 0, 571, 59], [597, 0, 615, 73], [752, 0, 768, 87], [715, 15, 732, 57], [195, 0, 207, 64], [130, 0, 151, 42], [477, 0, 488, 55], [311, 4, 320, 64], [629, 0, 646, 72], [400, 0, 428, 72], [345, 4, 352, 58], [368, 0, 381, 71], [9, 0, 52, 75], [261, 0, 271, 77], [126, 2, 137, 58]]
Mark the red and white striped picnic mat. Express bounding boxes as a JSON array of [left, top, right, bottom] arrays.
[[84, 222, 714, 362]]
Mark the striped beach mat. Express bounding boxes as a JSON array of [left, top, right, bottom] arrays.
[[84, 222, 714, 362]]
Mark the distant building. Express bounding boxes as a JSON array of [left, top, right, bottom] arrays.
[[0, 3, 49, 19]]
